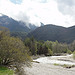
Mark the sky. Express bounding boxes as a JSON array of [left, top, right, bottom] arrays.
[[0, 0, 75, 27]]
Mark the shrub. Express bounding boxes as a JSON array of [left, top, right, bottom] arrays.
[[47, 49, 53, 56], [73, 51, 75, 59], [67, 49, 72, 54], [0, 36, 31, 65]]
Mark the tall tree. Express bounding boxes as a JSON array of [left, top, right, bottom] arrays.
[[24, 37, 37, 55]]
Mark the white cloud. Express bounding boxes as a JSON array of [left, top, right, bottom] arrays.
[[0, 0, 75, 27], [0, 13, 2, 16], [55, 0, 75, 26]]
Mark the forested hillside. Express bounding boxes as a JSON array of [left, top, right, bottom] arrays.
[[28, 24, 75, 43]]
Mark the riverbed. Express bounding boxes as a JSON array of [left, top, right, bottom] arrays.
[[24, 54, 75, 75], [34, 54, 75, 65]]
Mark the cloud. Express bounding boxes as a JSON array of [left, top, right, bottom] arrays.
[[56, 0, 75, 15], [31, 0, 47, 3], [56, 0, 75, 26], [0, 0, 31, 26], [0, 0, 75, 27], [56, 0, 75, 6]]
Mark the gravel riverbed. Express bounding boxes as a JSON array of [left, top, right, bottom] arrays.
[[24, 54, 75, 75]]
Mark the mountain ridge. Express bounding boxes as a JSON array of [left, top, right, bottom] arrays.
[[0, 14, 37, 32], [27, 24, 75, 43]]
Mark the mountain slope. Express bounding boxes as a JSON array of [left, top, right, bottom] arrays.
[[27, 24, 75, 43], [0, 14, 37, 32]]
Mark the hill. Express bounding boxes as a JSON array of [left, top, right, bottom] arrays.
[[27, 24, 75, 43]]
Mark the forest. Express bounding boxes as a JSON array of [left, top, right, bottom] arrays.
[[24, 37, 75, 56]]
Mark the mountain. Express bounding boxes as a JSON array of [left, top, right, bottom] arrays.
[[27, 24, 75, 43], [0, 14, 37, 32], [28, 23, 37, 31], [40, 22, 44, 27]]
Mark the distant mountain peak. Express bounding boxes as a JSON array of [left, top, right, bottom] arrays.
[[40, 22, 44, 26], [0, 14, 37, 32]]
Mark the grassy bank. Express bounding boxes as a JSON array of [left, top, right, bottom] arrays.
[[0, 66, 14, 75]]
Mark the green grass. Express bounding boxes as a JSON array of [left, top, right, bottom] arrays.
[[54, 63, 60, 66], [0, 66, 14, 75], [61, 64, 75, 68], [54, 63, 75, 68]]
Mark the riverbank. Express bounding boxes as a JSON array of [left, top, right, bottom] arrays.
[[24, 54, 75, 75], [34, 54, 75, 65], [25, 62, 75, 75]]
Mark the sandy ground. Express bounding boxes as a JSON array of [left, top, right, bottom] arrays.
[[24, 55, 75, 75]]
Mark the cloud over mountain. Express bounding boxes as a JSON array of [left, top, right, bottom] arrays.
[[0, 0, 75, 27], [56, 0, 75, 25]]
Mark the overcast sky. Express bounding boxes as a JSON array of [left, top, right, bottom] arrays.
[[0, 0, 75, 27]]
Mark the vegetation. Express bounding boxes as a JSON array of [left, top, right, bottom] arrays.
[[54, 63, 60, 66], [54, 63, 75, 68], [24, 37, 75, 56], [0, 66, 14, 75], [67, 49, 72, 54], [24, 37, 37, 55], [0, 36, 31, 65], [0, 26, 75, 74], [0, 27, 31, 75], [73, 51, 75, 59], [11, 31, 27, 40], [28, 24, 75, 43]]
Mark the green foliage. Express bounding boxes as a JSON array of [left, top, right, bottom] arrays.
[[52, 41, 59, 53], [54, 63, 75, 68], [73, 51, 75, 59], [28, 24, 75, 43], [48, 49, 53, 56], [0, 30, 31, 65], [24, 37, 37, 55], [0, 66, 14, 75], [69, 40, 75, 52], [37, 41, 43, 55], [63, 48, 67, 53], [11, 31, 27, 40], [37, 41, 53, 56], [0, 26, 10, 40], [42, 44, 49, 56], [24, 37, 73, 56], [67, 49, 72, 54], [61, 64, 75, 68], [54, 63, 59, 66]]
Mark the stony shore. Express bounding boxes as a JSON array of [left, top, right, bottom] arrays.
[[24, 54, 75, 75]]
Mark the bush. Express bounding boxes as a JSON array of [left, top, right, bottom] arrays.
[[73, 51, 75, 59], [0, 36, 31, 65], [67, 49, 72, 54], [47, 49, 53, 56]]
